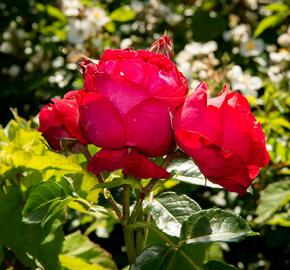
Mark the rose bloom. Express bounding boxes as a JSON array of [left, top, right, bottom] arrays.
[[78, 49, 188, 157], [38, 38, 187, 178], [38, 90, 87, 151], [173, 82, 269, 194], [78, 48, 187, 178]]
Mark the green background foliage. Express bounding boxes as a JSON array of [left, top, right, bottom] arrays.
[[0, 0, 289, 269]]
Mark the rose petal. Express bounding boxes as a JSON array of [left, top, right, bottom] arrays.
[[38, 104, 62, 132], [85, 72, 150, 115], [125, 98, 172, 156], [77, 91, 126, 149], [175, 130, 250, 195], [52, 95, 87, 144], [88, 148, 170, 179]]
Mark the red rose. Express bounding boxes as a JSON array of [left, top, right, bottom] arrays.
[[38, 90, 87, 151], [173, 82, 270, 194], [78, 49, 188, 157]]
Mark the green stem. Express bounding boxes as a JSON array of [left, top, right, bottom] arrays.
[[129, 150, 185, 224], [143, 191, 154, 246], [123, 226, 136, 265], [82, 146, 122, 220], [122, 185, 136, 264], [135, 202, 144, 255]]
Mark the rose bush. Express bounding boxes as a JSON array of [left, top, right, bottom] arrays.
[[173, 82, 270, 194]]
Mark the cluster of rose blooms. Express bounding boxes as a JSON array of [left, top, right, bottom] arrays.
[[38, 35, 269, 195]]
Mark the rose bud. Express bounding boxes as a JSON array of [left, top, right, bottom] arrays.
[[38, 90, 87, 152], [173, 82, 270, 195], [78, 48, 188, 157], [149, 31, 174, 58]]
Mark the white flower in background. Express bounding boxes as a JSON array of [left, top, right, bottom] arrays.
[[120, 38, 133, 49], [175, 51, 192, 78], [244, 0, 258, 10], [85, 7, 110, 29], [184, 41, 217, 56], [165, 12, 182, 26], [67, 5, 109, 44], [240, 38, 264, 57], [61, 0, 82, 17], [177, 61, 191, 79], [223, 24, 250, 42], [267, 65, 284, 84], [277, 27, 290, 48], [175, 50, 192, 64], [227, 65, 262, 96], [0, 41, 13, 54], [68, 19, 93, 44], [269, 48, 290, 63], [131, 1, 144, 13], [2, 65, 20, 77]]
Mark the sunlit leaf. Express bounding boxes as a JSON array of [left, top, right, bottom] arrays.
[[149, 192, 201, 237], [22, 180, 73, 224], [167, 159, 222, 189], [110, 6, 135, 22], [181, 209, 256, 244], [60, 231, 117, 269], [255, 180, 290, 224]]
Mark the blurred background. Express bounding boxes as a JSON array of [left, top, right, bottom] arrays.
[[0, 0, 289, 269]]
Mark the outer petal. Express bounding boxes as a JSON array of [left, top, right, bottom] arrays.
[[38, 104, 62, 132], [77, 91, 126, 149], [173, 82, 221, 145], [175, 130, 250, 195], [220, 92, 270, 172], [52, 94, 87, 144], [125, 98, 173, 157], [88, 148, 170, 179]]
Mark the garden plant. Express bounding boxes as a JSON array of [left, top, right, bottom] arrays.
[[0, 1, 289, 270]]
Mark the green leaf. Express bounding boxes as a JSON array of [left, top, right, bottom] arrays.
[[22, 180, 72, 224], [181, 209, 256, 244], [265, 3, 289, 12], [167, 159, 222, 189], [255, 180, 290, 224], [254, 12, 288, 37], [149, 192, 201, 237], [104, 21, 116, 33], [271, 117, 290, 130], [36, 3, 67, 22], [0, 187, 64, 269], [131, 245, 174, 270], [60, 231, 117, 270], [202, 260, 238, 270], [131, 244, 203, 270], [59, 255, 104, 270], [110, 6, 135, 22], [267, 210, 290, 227]]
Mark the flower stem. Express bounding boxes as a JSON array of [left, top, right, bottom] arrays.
[[122, 184, 136, 264], [135, 201, 144, 255], [82, 146, 122, 220]]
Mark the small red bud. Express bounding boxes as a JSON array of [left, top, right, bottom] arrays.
[[149, 32, 174, 58]]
